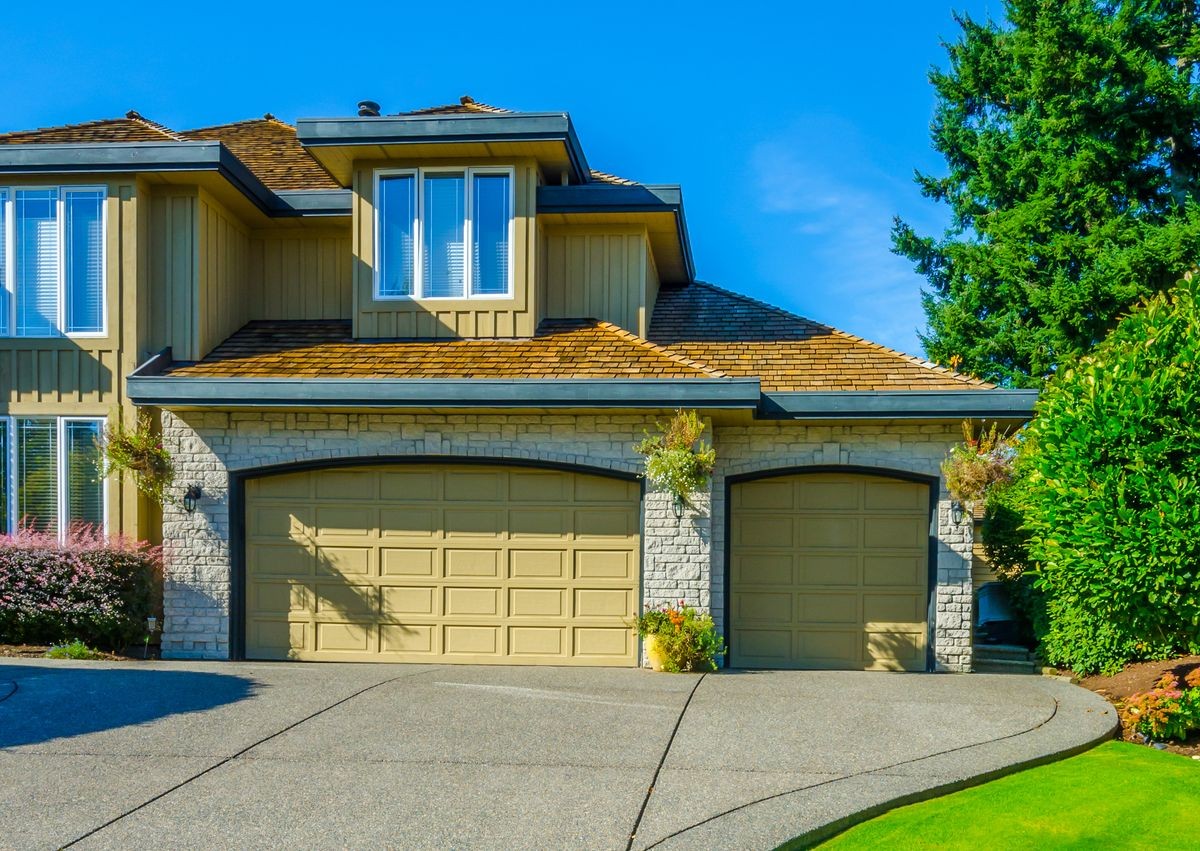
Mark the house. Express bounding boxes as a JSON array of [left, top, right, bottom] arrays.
[[0, 97, 1035, 672]]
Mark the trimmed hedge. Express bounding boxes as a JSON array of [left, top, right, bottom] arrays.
[[1021, 276, 1200, 674], [0, 525, 160, 650]]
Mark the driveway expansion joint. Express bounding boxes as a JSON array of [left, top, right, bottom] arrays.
[[58, 665, 446, 848], [0, 681, 15, 704]]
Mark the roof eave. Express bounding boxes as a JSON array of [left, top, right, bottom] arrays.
[[759, 389, 1039, 420], [295, 113, 591, 184]]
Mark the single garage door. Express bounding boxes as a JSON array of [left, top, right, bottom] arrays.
[[729, 472, 930, 671], [244, 464, 641, 665]]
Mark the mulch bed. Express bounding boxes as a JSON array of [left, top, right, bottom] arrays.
[[0, 644, 157, 661], [1076, 655, 1200, 758]]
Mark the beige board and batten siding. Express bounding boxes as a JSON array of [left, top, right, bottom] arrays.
[[540, 225, 656, 337], [249, 229, 352, 320], [352, 158, 538, 339], [197, 189, 251, 358], [144, 185, 199, 360]]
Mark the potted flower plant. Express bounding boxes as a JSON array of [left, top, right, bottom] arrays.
[[99, 413, 176, 505], [633, 601, 725, 672]]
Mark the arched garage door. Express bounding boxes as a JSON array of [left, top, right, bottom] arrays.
[[243, 463, 641, 665], [729, 471, 931, 671]]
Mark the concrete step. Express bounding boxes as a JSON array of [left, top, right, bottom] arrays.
[[973, 657, 1041, 675], [974, 643, 1039, 662]]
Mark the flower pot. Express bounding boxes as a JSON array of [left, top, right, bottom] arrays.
[[644, 633, 668, 672]]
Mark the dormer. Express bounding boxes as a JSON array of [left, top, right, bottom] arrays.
[[296, 97, 693, 339]]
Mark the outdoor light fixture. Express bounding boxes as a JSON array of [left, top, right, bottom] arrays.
[[950, 500, 965, 525], [144, 616, 158, 659], [182, 485, 202, 513]]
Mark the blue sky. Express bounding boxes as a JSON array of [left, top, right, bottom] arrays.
[[2, 0, 994, 356]]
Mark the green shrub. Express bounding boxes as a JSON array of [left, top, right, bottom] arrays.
[[1021, 275, 1200, 674], [0, 525, 160, 650], [45, 639, 105, 660], [1120, 670, 1200, 743]]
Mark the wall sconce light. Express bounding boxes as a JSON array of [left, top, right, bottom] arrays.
[[950, 500, 965, 525], [182, 485, 202, 513], [672, 493, 685, 519]]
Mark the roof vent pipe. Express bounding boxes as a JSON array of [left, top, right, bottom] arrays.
[[357, 100, 381, 117]]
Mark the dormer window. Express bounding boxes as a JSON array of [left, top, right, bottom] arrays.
[[374, 167, 514, 300]]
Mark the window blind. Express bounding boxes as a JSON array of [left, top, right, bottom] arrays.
[[423, 173, 466, 298], [15, 190, 59, 337], [64, 420, 103, 530], [471, 174, 511, 296], [0, 420, 7, 534], [0, 190, 7, 336], [65, 190, 104, 333], [16, 418, 57, 533]]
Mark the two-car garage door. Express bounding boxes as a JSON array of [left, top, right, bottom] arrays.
[[243, 464, 641, 665]]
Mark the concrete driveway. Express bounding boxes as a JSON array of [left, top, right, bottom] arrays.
[[0, 660, 1115, 850]]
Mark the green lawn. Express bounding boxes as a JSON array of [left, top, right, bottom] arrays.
[[811, 742, 1199, 850]]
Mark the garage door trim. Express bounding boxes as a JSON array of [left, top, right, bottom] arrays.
[[228, 455, 643, 661], [723, 465, 938, 672]]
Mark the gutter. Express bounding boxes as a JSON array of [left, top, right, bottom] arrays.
[[759, 390, 1039, 420]]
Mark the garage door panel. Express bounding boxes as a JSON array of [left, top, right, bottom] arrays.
[[797, 593, 858, 625], [863, 555, 924, 587], [574, 627, 630, 658], [510, 587, 566, 618], [315, 470, 379, 500], [511, 549, 567, 579], [250, 473, 312, 499], [575, 588, 632, 618], [575, 550, 633, 580], [796, 554, 858, 586], [863, 593, 924, 625], [509, 509, 567, 538], [381, 623, 435, 654], [315, 545, 372, 577], [731, 473, 929, 672], [380, 548, 436, 577], [381, 585, 436, 616], [864, 517, 926, 549], [380, 508, 438, 538], [445, 549, 501, 578], [316, 506, 376, 537], [247, 543, 313, 577], [444, 625, 500, 655], [509, 626, 565, 656], [379, 470, 438, 501], [797, 480, 859, 510], [798, 516, 859, 549], [246, 464, 639, 665]]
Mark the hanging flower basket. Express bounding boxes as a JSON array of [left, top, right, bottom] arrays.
[[634, 409, 716, 509], [99, 413, 176, 506]]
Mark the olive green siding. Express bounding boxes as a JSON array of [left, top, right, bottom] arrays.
[[197, 190, 251, 358], [145, 187, 199, 360], [249, 229, 352, 320], [351, 159, 539, 339], [541, 226, 654, 337]]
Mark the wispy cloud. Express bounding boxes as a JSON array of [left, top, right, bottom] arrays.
[[746, 117, 942, 357]]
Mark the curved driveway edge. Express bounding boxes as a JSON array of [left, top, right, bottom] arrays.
[[633, 673, 1118, 850]]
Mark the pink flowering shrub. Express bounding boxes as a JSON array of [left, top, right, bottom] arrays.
[[0, 523, 160, 649]]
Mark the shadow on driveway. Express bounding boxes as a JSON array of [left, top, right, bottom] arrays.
[[0, 664, 258, 748]]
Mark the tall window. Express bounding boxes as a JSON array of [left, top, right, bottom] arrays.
[[0, 186, 106, 337], [2, 416, 104, 537], [374, 168, 513, 300]]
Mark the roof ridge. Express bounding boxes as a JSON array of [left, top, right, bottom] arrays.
[[689, 281, 989, 387], [592, 319, 729, 378], [179, 115, 295, 135], [123, 110, 185, 141]]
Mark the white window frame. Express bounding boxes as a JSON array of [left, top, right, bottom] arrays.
[[0, 185, 108, 339], [373, 166, 515, 302], [2, 415, 108, 540]]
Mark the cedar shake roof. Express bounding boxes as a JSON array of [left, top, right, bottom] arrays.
[[179, 117, 340, 191], [648, 282, 990, 391], [167, 319, 725, 380], [402, 95, 513, 115], [0, 111, 183, 143]]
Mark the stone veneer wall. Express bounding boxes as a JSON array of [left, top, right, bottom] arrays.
[[160, 411, 971, 671]]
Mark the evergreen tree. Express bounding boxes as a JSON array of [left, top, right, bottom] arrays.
[[895, 1, 1200, 386]]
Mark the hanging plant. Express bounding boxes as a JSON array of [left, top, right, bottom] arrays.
[[99, 413, 176, 505], [941, 420, 1018, 505], [634, 409, 716, 508]]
